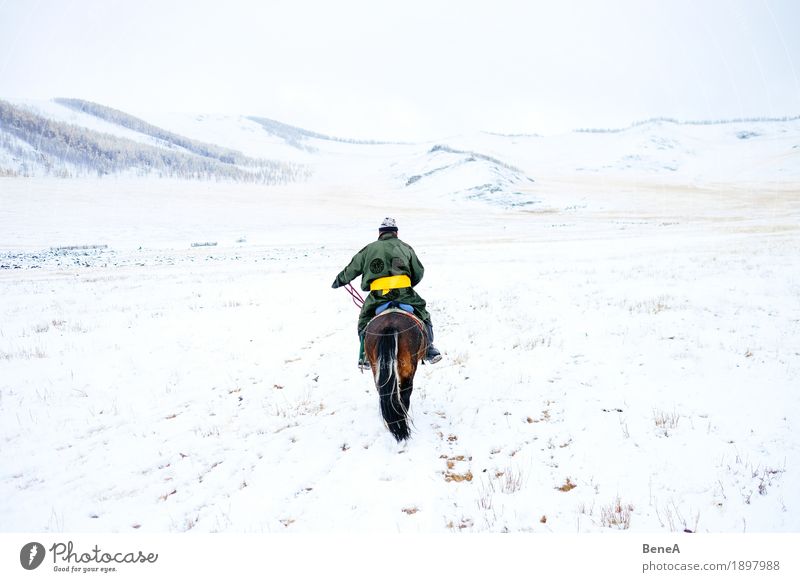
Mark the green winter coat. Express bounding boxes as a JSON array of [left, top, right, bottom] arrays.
[[333, 232, 431, 332]]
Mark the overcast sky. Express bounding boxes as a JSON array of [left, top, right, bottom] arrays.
[[1, 0, 798, 140]]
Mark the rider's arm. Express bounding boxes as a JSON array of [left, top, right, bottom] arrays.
[[333, 247, 367, 287]]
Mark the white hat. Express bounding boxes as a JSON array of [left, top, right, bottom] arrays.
[[379, 217, 398, 231]]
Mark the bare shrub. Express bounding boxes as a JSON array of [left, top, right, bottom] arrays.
[[653, 408, 680, 436], [626, 295, 671, 314], [0, 347, 47, 360], [499, 466, 524, 494], [600, 497, 634, 529]]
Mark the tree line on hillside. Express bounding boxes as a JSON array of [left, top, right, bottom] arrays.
[[0, 131, 54, 177], [247, 116, 406, 150], [0, 99, 307, 182], [55, 98, 257, 166]]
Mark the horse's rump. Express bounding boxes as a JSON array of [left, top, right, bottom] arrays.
[[364, 309, 426, 441]]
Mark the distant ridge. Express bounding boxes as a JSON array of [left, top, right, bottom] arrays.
[[574, 115, 800, 134], [482, 131, 543, 138], [247, 116, 407, 151]]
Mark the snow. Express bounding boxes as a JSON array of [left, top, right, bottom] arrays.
[[1, 118, 799, 533]]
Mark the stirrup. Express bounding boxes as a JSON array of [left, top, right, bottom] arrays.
[[358, 358, 370, 371], [424, 348, 442, 364]]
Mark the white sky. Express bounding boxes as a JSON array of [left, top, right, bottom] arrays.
[[1, 0, 798, 140]]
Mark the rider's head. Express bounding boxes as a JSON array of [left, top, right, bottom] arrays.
[[378, 217, 398, 236]]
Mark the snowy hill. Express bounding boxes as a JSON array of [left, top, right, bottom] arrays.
[[400, 144, 537, 207], [0, 99, 306, 183], [2, 98, 798, 206], [446, 117, 800, 186]]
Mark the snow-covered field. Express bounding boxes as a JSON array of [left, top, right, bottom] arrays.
[[1, 124, 799, 533]]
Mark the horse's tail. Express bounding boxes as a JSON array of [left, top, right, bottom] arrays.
[[375, 329, 410, 441]]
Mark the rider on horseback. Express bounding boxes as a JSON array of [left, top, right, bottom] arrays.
[[332, 217, 442, 369]]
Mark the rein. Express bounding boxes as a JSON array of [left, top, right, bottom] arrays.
[[344, 283, 365, 308]]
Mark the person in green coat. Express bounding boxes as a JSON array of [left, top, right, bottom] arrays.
[[332, 217, 442, 368]]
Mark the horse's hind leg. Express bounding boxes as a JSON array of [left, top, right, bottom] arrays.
[[399, 378, 413, 421]]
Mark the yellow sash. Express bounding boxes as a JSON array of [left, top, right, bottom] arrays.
[[369, 275, 411, 295]]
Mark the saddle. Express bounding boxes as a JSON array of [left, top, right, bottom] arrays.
[[375, 301, 414, 316], [370, 303, 425, 336]]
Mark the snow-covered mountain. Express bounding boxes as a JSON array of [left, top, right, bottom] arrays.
[[2, 98, 798, 207], [0, 99, 306, 183]]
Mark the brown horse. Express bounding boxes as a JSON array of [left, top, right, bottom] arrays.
[[364, 308, 427, 441]]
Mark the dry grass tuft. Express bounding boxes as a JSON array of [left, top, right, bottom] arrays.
[[1, 347, 47, 360], [653, 408, 681, 436], [626, 295, 671, 314], [159, 489, 177, 501], [601, 497, 634, 529], [499, 466, 524, 493], [445, 470, 474, 483], [556, 478, 577, 492], [446, 517, 474, 530]]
